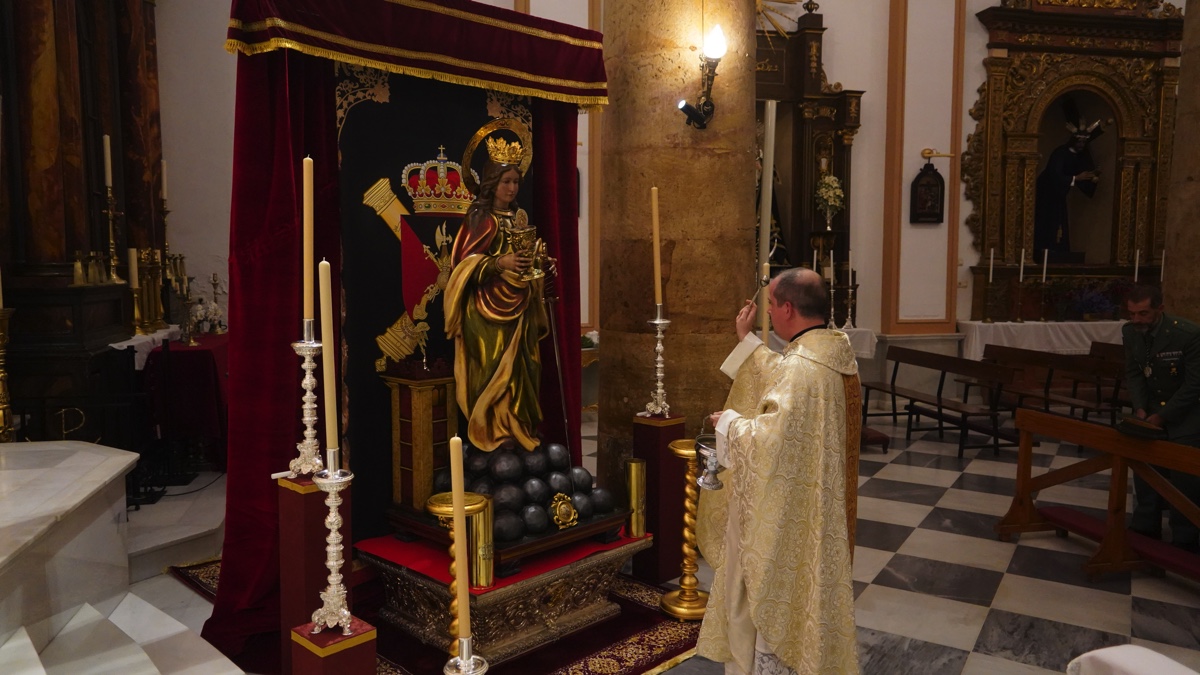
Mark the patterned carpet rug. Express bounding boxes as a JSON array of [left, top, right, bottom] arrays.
[[169, 558, 699, 674], [167, 558, 221, 602]]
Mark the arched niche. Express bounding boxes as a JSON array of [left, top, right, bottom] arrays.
[[962, 2, 1182, 274]]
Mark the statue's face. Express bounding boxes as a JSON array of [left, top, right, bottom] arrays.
[[1071, 135, 1089, 152], [495, 169, 520, 209]]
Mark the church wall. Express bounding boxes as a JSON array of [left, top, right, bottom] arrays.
[[156, 0, 237, 300]]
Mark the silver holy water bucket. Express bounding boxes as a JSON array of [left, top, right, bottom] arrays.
[[694, 433, 724, 491]]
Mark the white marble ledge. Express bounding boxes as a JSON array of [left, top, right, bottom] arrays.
[[0, 441, 138, 572]]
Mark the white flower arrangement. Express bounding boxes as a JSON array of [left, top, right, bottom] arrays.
[[815, 174, 844, 221], [191, 297, 224, 329]]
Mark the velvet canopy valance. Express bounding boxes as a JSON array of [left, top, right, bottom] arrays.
[[225, 0, 608, 106]]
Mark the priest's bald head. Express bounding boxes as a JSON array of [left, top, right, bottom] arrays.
[[768, 267, 829, 338]]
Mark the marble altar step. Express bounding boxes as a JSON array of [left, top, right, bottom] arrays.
[[37, 603, 160, 675], [0, 627, 45, 674], [107, 592, 240, 674], [126, 472, 226, 583]]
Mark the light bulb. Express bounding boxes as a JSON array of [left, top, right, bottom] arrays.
[[703, 25, 727, 60]]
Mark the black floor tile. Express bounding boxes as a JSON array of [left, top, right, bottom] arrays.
[[951, 472, 1017, 497], [858, 478, 948, 507], [918, 507, 1003, 541], [858, 460, 888, 478], [973, 609, 1127, 671], [857, 627, 969, 675], [855, 519, 916, 553], [1006, 545, 1131, 595], [872, 554, 1004, 606], [1132, 597, 1200, 650], [888, 450, 972, 472]]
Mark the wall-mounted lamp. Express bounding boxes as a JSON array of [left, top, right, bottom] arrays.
[[678, 25, 727, 130]]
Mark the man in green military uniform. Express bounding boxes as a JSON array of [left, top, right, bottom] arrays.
[[1123, 285, 1200, 551]]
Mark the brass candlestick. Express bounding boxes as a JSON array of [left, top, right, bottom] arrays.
[[131, 287, 150, 335], [289, 319, 324, 477], [0, 309, 13, 443], [310, 466, 355, 636], [641, 304, 670, 416], [148, 250, 167, 331], [627, 458, 646, 537], [660, 438, 709, 621], [102, 188, 125, 284], [426, 492, 489, 655], [180, 294, 200, 347]]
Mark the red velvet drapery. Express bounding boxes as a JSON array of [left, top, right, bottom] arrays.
[[201, 49, 341, 655], [207, 0, 597, 658]]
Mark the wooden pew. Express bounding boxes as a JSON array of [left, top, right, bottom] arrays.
[[1087, 341, 1130, 410], [998, 409, 1200, 580], [862, 346, 1017, 457], [971, 345, 1122, 424]]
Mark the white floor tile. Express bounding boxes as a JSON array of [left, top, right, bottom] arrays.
[[960, 651, 1061, 674], [872, 463, 963, 488], [991, 574, 1131, 636], [857, 496, 934, 527], [1131, 573, 1200, 611], [855, 585, 989, 652], [938, 489, 1015, 517], [852, 546, 894, 584], [1130, 638, 1200, 672], [1015, 530, 1099, 556], [897, 528, 1017, 573]]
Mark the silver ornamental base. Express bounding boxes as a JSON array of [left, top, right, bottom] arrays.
[[642, 304, 670, 416], [445, 636, 489, 674], [310, 468, 354, 635], [290, 319, 325, 477]]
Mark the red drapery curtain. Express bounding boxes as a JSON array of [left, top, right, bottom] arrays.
[[202, 48, 341, 655], [207, 1, 597, 657]]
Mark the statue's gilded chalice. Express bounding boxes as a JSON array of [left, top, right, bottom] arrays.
[[507, 227, 545, 281]]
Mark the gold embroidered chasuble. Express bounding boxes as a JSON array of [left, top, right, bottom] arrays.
[[696, 329, 859, 674]]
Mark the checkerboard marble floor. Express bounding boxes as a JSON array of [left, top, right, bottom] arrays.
[[664, 419, 1200, 674]]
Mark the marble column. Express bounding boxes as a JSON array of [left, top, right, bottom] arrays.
[[597, 1, 757, 496], [1164, 8, 1200, 315]]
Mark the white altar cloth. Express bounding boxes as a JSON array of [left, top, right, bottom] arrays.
[[958, 320, 1124, 361], [108, 326, 181, 370]]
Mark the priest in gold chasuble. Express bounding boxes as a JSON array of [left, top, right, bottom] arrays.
[[445, 135, 550, 452], [697, 267, 859, 674]]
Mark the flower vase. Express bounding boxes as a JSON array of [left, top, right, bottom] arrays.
[[825, 212, 833, 231]]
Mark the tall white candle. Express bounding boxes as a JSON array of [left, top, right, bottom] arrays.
[[1041, 249, 1048, 284], [319, 260, 338, 466], [758, 101, 778, 277], [102, 135, 113, 188], [160, 160, 168, 201], [760, 262, 770, 344], [812, 249, 817, 271], [1134, 249, 1140, 283], [1019, 249, 1024, 283], [651, 187, 662, 306], [848, 249, 853, 279], [1161, 250, 1166, 283], [303, 158, 315, 321], [128, 248, 139, 289], [988, 248, 994, 284], [449, 435, 471, 637], [0, 262, 4, 308], [829, 250, 836, 283]]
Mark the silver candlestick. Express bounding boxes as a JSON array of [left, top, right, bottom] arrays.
[[289, 318, 325, 477], [828, 285, 837, 329], [841, 285, 857, 330], [642, 303, 670, 417], [310, 464, 354, 636], [444, 635, 488, 674]]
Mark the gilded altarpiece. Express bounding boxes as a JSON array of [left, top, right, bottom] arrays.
[[964, 0, 1182, 319]]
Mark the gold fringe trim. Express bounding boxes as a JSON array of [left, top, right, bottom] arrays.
[[224, 37, 608, 107], [386, 0, 603, 49], [641, 648, 698, 675], [228, 17, 606, 90]]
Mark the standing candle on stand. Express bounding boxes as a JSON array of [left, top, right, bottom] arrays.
[[102, 135, 113, 188], [128, 248, 139, 289], [1041, 249, 1048, 284], [303, 157, 315, 321], [1019, 249, 1024, 283], [988, 248, 994, 284], [161, 160, 168, 201], [319, 259, 338, 470], [651, 187, 662, 306], [848, 250, 853, 283], [449, 435, 471, 638], [760, 262, 770, 344], [812, 249, 817, 271], [1134, 249, 1140, 282]]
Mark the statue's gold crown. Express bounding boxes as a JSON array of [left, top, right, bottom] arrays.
[[402, 147, 477, 216], [485, 136, 525, 166]]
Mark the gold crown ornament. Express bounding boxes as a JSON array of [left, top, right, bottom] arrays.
[[485, 136, 525, 166]]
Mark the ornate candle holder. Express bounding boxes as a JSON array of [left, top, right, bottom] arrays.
[[1013, 280, 1025, 324], [180, 294, 200, 347], [0, 309, 13, 443], [210, 275, 227, 334], [102, 188, 125, 285], [148, 250, 168, 331], [841, 284, 857, 330], [131, 287, 149, 335], [1039, 281, 1048, 322], [641, 304, 670, 417], [310, 465, 355, 636], [660, 439, 709, 621], [426, 492, 490, 656], [827, 284, 837, 329], [982, 280, 995, 324], [445, 635, 488, 675], [289, 319, 325, 477]]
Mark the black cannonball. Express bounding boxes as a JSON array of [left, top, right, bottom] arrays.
[[489, 451, 524, 482], [521, 504, 550, 534], [493, 483, 526, 513], [590, 487, 615, 514], [546, 471, 573, 496], [571, 492, 594, 520], [468, 476, 494, 497], [499, 438, 517, 452], [522, 477, 551, 505], [546, 443, 570, 471], [432, 468, 452, 494], [522, 447, 549, 476], [493, 511, 526, 542], [466, 451, 490, 475], [569, 466, 593, 494]]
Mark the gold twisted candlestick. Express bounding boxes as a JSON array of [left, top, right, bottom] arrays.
[[0, 309, 13, 443], [310, 466, 354, 636], [289, 319, 324, 477], [102, 188, 124, 284], [427, 493, 489, 655], [660, 439, 709, 621]]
